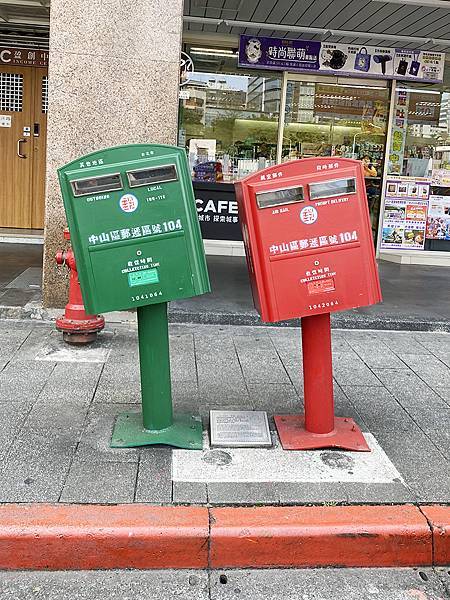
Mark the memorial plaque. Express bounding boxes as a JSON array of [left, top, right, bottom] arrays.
[[210, 410, 272, 448]]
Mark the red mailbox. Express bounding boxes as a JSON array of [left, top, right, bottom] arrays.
[[235, 157, 382, 451]]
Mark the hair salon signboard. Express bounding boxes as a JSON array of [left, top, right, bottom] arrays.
[[238, 36, 444, 83]]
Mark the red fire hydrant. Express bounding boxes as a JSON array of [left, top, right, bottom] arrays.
[[55, 228, 105, 345]]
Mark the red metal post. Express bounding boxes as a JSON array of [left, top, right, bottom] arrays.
[[55, 229, 105, 345], [274, 312, 370, 451], [302, 312, 335, 434]]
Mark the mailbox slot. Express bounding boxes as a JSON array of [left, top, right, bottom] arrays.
[[309, 177, 356, 200], [71, 173, 123, 197], [127, 164, 178, 188], [256, 185, 304, 209]]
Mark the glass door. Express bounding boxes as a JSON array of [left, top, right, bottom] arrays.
[[277, 74, 390, 237]]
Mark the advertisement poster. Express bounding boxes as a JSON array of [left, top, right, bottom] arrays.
[[380, 176, 430, 250], [431, 169, 450, 186], [239, 36, 445, 83], [426, 196, 450, 240]]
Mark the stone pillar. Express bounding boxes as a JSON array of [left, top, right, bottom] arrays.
[[42, 0, 183, 307]]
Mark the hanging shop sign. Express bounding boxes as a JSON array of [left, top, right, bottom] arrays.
[[180, 51, 194, 87], [380, 176, 430, 250], [194, 182, 242, 241], [0, 47, 48, 67], [426, 196, 450, 240], [238, 36, 445, 83], [387, 89, 409, 175]]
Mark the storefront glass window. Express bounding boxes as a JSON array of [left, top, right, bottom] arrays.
[[386, 63, 450, 251], [179, 46, 281, 182], [280, 78, 390, 236]]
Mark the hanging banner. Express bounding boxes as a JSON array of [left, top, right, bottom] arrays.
[[380, 176, 430, 250], [238, 36, 445, 83]]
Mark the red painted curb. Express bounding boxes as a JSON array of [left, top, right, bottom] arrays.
[[0, 505, 209, 570], [0, 503, 441, 570], [210, 505, 432, 568], [421, 505, 450, 566]]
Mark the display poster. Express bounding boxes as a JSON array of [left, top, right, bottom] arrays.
[[193, 182, 242, 241], [426, 196, 450, 240], [380, 176, 430, 250], [431, 169, 450, 186], [239, 36, 445, 83], [0, 47, 48, 67]]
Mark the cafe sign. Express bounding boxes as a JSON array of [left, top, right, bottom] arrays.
[[0, 47, 48, 67]]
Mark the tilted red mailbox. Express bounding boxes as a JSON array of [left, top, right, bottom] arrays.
[[235, 157, 382, 451]]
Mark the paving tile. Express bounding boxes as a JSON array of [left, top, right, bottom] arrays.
[[8, 327, 54, 361], [233, 335, 291, 384], [94, 360, 141, 403], [207, 482, 280, 505], [40, 362, 103, 405], [135, 448, 172, 503], [60, 460, 138, 504], [247, 383, 301, 414], [0, 570, 209, 599], [277, 482, 349, 504], [0, 404, 29, 461], [332, 352, 383, 387], [173, 481, 208, 504], [209, 568, 444, 600], [0, 433, 74, 502], [398, 354, 450, 389], [341, 386, 418, 432], [373, 368, 449, 408], [377, 332, 432, 355], [0, 360, 55, 406], [75, 403, 140, 463], [0, 325, 33, 360], [169, 333, 197, 384], [195, 334, 246, 388]]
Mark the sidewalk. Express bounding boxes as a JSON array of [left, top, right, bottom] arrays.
[[0, 319, 449, 570], [0, 242, 449, 331], [0, 319, 448, 505]]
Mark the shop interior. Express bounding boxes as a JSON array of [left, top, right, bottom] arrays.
[[180, 44, 450, 253]]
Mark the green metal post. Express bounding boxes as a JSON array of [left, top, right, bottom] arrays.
[[110, 302, 203, 449], [138, 302, 173, 430]]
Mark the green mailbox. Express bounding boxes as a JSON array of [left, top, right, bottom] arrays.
[[58, 144, 211, 449]]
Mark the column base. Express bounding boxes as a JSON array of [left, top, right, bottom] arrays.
[[274, 414, 370, 452], [111, 412, 203, 449]]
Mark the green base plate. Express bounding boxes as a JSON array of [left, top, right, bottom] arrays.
[[110, 411, 203, 449]]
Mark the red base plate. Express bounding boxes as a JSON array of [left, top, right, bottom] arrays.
[[274, 415, 370, 452]]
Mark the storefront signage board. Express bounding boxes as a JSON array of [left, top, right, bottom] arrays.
[[194, 182, 242, 241], [426, 196, 450, 240], [380, 176, 430, 251], [0, 47, 48, 67], [239, 36, 445, 83]]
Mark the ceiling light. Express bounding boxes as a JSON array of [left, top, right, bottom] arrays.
[[191, 50, 237, 57], [371, 0, 450, 7], [190, 47, 235, 54]]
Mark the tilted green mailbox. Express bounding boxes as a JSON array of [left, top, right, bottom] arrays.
[[58, 144, 210, 449]]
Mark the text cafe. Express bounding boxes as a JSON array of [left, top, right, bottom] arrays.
[[179, 34, 450, 266]]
